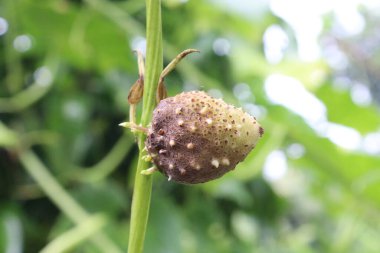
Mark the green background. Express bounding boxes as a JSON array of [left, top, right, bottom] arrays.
[[1, 0, 379, 252]]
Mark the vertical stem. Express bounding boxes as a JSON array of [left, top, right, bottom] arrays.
[[141, 1, 163, 126], [128, 1, 162, 253]]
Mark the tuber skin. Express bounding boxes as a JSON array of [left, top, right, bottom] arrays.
[[146, 91, 264, 184]]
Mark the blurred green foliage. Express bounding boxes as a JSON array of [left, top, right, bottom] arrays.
[[1, 0, 380, 252]]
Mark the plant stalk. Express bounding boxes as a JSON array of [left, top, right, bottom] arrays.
[[127, 0, 163, 253], [19, 150, 122, 253]]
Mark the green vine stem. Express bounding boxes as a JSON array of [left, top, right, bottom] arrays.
[[127, 0, 163, 252], [69, 133, 133, 183], [19, 150, 122, 253], [40, 214, 107, 253], [0, 57, 58, 113]]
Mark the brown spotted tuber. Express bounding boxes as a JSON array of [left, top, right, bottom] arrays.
[[145, 91, 263, 184]]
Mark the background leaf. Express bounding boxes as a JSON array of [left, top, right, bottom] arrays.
[[1, 0, 380, 252]]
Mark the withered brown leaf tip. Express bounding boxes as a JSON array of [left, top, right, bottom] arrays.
[[146, 91, 264, 184]]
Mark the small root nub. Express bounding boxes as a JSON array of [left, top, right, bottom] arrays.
[[177, 119, 184, 126], [211, 159, 219, 168], [200, 106, 208, 115], [222, 158, 230, 166], [142, 155, 152, 162], [119, 122, 148, 133], [190, 125, 197, 132], [141, 167, 157, 175], [175, 107, 182, 115]]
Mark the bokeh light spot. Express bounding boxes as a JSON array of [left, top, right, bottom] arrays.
[[212, 38, 231, 56], [263, 150, 288, 182], [264, 74, 327, 125], [350, 82, 372, 107], [13, 35, 32, 52], [286, 143, 306, 159], [233, 83, 252, 101], [33, 67, 53, 87], [0, 17, 9, 36], [263, 24, 289, 64]]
